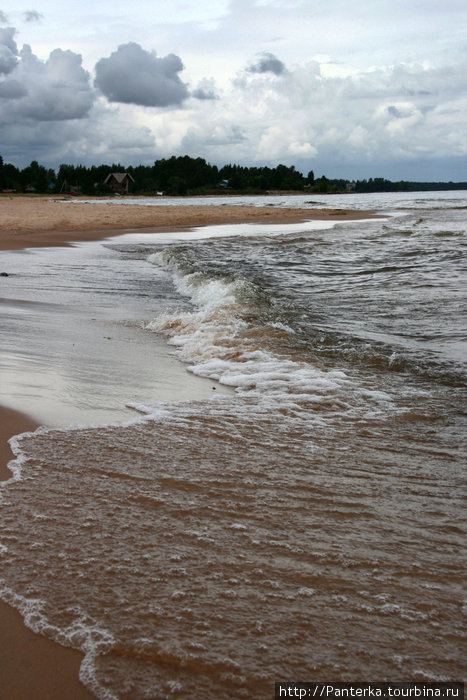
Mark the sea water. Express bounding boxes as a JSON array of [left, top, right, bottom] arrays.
[[0, 192, 465, 698]]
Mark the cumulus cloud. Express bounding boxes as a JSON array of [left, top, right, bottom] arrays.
[[257, 125, 316, 159], [0, 11, 8, 24], [247, 52, 286, 75], [192, 78, 218, 100], [0, 32, 192, 168], [7, 45, 94, 120], [0, 27, 19, 75], [1, 105, 157, 168], [159, 57, 466, 178], [182, 123, 246, 150], [1, 15, 465, 182], [94, 42, 189, 107], [0, 38, 94, 122], [23, 11, 43, 23], [0, 78, 28, 98], [192, 87, 218, 100]]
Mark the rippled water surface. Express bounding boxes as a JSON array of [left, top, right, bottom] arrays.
[[1, 192, 466, 698]]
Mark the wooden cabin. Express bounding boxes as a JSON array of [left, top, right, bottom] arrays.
[[104, 172, 135, 195]]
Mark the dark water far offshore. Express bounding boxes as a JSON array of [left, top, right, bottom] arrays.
[[0, 191, 466, 698]]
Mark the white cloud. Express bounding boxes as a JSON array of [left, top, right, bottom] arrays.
[[191, 78, 219, 100], [347, 125, 370, 151], [0, 1, 465, 180], [23, 11, 43, 23], [0, 27, 19, 75], [1, 44, 94, 120], [162, 57, 467, 175]]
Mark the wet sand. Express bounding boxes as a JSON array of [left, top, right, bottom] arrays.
[[0, 195, 378, 698], [0, 600, 94, 700], [0, 195, 377, 251], [0, 406, 94, 699], [0, 405, 39, 482]]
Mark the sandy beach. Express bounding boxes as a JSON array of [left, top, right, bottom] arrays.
[[0, 194, 378, 697], [0, 195, 377, 251]]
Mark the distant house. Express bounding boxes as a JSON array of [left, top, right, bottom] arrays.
[[104, 172, 135, 194]]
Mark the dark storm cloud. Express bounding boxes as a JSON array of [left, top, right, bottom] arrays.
[[0, 27, 19, 75], [94, 42, 189, 107], [247, 52, 286, 76], [24, 11, 44, 22]]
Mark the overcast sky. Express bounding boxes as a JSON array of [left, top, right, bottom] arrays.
[[1, 0, 466, 179]]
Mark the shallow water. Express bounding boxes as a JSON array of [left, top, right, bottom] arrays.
[[0, 241, 232, 426], [79, 189, 467, 211], [1, 192, 466, 698]]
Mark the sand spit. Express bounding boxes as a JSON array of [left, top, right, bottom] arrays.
[[0, 196, 377, 251]]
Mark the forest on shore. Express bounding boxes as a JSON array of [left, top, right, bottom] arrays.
[[1, 155, 466, 196]]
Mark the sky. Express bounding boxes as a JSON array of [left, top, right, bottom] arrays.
[[0, 0, 466, 180]]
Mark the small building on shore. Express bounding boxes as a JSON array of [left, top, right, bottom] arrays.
[[104, 172, 135, 195]]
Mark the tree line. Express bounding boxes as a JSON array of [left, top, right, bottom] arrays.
[[0, 155, 465, 195]]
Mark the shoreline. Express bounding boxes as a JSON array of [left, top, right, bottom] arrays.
[[0, 196, 378, 252], [0, 405, 39, 482], [0, 405, 94, 698], [0, 195, 378, 698], [0, 599, 94, 700]]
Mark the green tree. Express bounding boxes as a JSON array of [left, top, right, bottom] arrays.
[[20, 160, 52, 193]]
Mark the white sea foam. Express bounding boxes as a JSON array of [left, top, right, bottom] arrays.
[[298, 587, 316, 597], [0, 583, 117, 699], [146, 248, 397, 418], [0, 428, 46, 487]]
